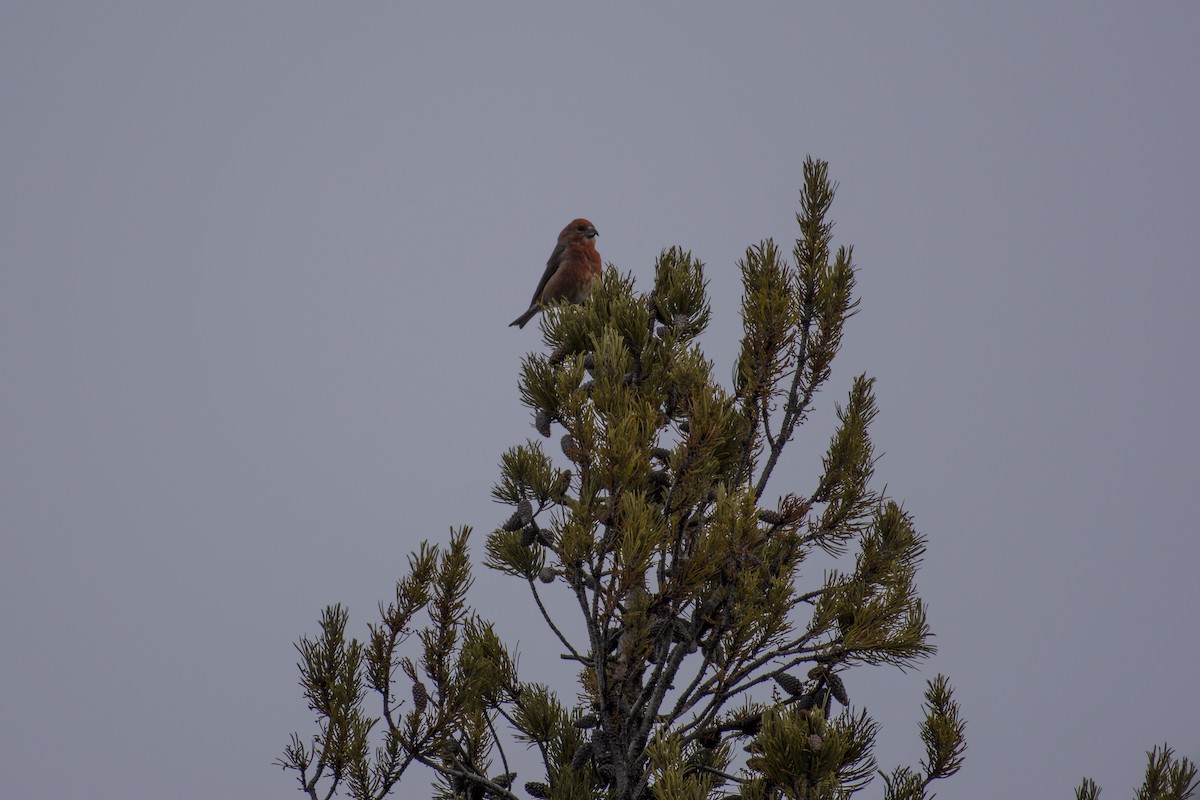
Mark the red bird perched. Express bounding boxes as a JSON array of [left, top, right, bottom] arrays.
[[509, 219, 602, 329]]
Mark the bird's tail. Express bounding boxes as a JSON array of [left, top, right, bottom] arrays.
[[509, 307, 538, 328]]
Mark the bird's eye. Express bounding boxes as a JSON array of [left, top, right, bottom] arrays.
[[576, 225, 587, 232]]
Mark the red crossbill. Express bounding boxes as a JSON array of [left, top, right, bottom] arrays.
[[509, 219, 602, 328]]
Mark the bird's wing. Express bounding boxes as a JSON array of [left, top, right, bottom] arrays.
[[527, 241, 567, 306]]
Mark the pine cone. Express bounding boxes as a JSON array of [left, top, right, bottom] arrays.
[[826, 671, 849, 706], [490, 772, 516, 789], [774, 672, 806, 697], [411, 680, 428, 714], [571, 740, 593, 770], [731, 712, 762, 736], [670, 618, 692, 643], [517, 498, 534, 527], [535, 409, 552, 438], [757, 509, 784, 525], [592, 728, 613, 765], [561, 434, 582, 463], [524, 781, 549, 798]]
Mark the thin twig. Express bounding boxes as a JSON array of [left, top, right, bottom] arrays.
[[528, 579, 584, 663], [486, 711, 511, 781]]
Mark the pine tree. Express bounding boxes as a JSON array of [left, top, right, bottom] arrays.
[[277, 157, 968, 800], [1076, 746, 1198, 800]]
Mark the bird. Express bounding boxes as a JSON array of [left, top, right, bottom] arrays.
[[509, 219, 601, 328]]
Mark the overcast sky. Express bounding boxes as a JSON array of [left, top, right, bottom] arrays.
[[2, 3, 1197, 798]]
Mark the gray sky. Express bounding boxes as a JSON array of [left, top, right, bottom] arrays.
[[2, 3, 1197, 798]]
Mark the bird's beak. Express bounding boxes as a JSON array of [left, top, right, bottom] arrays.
[[589, 228, 599, 238]]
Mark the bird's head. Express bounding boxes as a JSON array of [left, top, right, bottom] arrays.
[[561, 218, 599, 242]]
